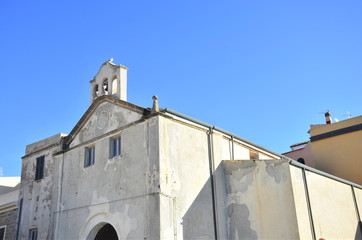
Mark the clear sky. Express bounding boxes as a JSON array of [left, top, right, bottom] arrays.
[[0, 0, 361, 177]]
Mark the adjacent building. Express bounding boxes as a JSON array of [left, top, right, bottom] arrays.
[[0, 177, 20, 240], [283, 113, 362, 185]]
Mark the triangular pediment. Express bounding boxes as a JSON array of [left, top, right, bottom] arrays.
[[64, 95, 149, 148]]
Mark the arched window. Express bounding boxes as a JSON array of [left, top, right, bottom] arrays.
[[111, 76, 118, 95], [103, 78, 108, 94], [297, 158, 305, 164], [93, 84, 99, 98], [94, 224, 118, 240]]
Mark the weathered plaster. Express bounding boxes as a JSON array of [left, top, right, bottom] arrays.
[[159, 117, 214, 240], [223, 160, 299, 239], [19, 134, 63, 240], [70, 101, 143, 148]]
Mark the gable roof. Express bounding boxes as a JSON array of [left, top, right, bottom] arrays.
[[63, 95, 150, 149]]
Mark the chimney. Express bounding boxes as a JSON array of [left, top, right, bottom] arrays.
[[325, 112, 332, 124]]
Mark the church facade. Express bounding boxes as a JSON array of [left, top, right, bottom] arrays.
[[17, 60, 362, 240]]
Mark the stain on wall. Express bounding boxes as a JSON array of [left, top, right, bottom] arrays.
[[227, 203, 257, 240]]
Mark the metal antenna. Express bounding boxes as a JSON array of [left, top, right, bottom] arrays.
[[343, 111, 352, 119]]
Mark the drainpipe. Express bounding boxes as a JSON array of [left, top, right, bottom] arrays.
[[207, 127, 219, 240], [351, 186, 362, 235], [301, 169, 316, 240]]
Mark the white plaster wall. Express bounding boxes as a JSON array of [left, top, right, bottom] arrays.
[[158, 116, 283, 239], [233, 142, 250, 160], [57, 117, 160, 239], [159, 117, 214, 240], [289, 166, 313, 240], [159, 194, 175, 239], [222, 160, 299, 239], [258, 152, 272, 160], [56, 196, 157, 240], [91, 61, 127, 102], [306, 171, 361, 239], [213, 134, 233, 162]]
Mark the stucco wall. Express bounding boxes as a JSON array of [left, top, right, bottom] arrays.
[[70, 101, 143, 148], [159, 117, 213, 239], [289, 166, 314, 240], [311, 130, 362, 185], [222, 160, 299, 239], [158, 116, 281, 239], [306, 171, 361, 239], [55, 117, 160, 240], [283, 142, 315, 167], [310, 116, 362, 185], [290, 164, 362, 240], [19, 139, 62, 240]]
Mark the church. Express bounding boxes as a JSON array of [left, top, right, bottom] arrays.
[[17, 60, 362, 239]]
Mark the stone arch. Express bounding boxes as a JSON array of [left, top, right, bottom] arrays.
[[79, 213, 121, 240]]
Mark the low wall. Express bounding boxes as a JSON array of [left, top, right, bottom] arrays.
[[219, 160, 362, 240], [290, 162, 362, 240]]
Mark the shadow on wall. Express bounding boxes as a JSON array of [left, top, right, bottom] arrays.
[[181, 162, 258, 240], [356, 221, 362, 240], [182, 177, 215, 240]]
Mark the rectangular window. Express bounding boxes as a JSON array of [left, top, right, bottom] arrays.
[[109, 136, 121, 158], [84, 146, 95, 167], [29, 228, 37, 240], [35, 156, 44, 180], [0, 226, 6, 240]]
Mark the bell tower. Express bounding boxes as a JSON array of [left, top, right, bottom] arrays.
[[90, 59, 128, 103]]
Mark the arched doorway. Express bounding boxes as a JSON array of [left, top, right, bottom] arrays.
[[94, 224, 118, 240]]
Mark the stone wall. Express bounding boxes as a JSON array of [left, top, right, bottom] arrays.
[[0, 208, 18, 240]]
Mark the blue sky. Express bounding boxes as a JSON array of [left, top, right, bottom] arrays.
[[0, 0, 361, 176]]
